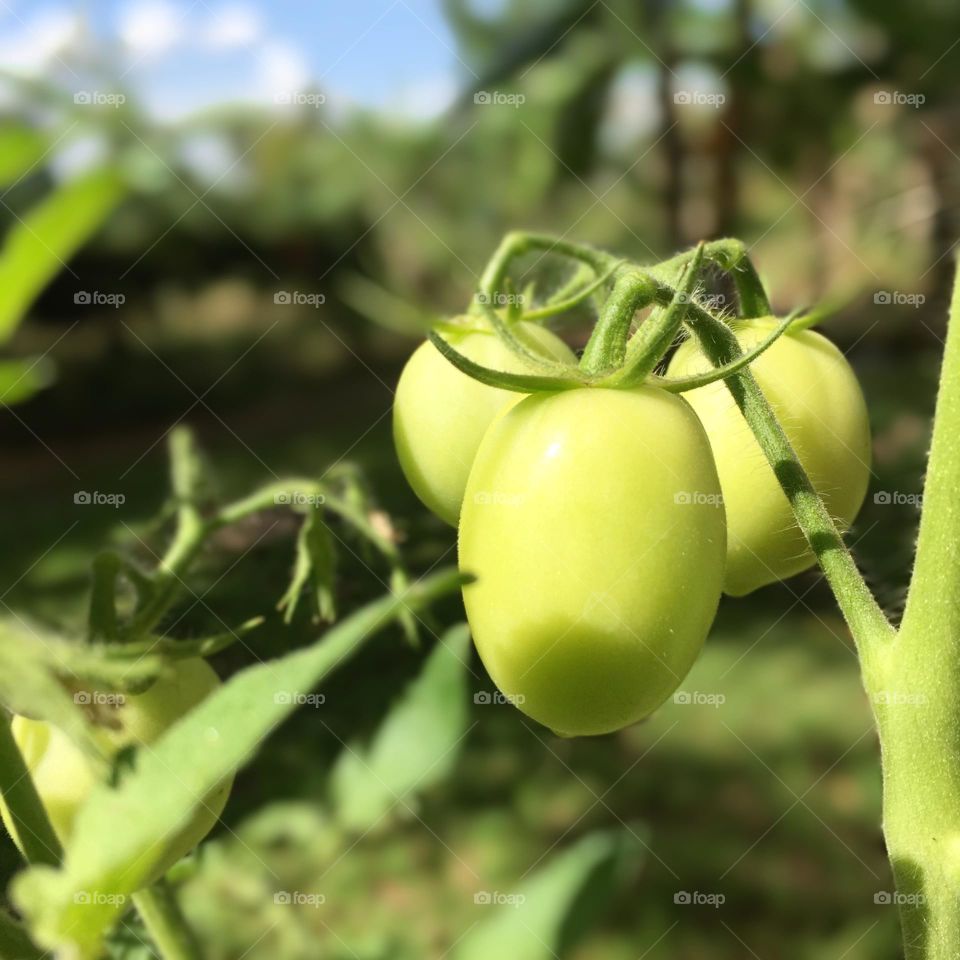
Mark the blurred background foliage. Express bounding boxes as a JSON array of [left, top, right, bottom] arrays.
[[0, 0, 956, 956]]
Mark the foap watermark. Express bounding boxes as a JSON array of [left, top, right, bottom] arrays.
[[75, 291, 125, 308], [474, 291, 526, 307], [274, 490, 326, 508], [74, 891, 128, 906], [274, 890, 326, 907], [473, 491, 525, 507], [75, 690, 125, 707], [673, 690, 725, 708], [474, 690, 526, 706], [274, 91, 326, 108], [273, 691, 326, 707], [875, 891, 925, 906], [874, 291, 925, 308], [674, 890, 725, 908], [873, 691, 927, 707], [74, 491, 125, 508], [674, 491, 724, 507], [874, 491, 923, 508], [474, 891, 525, 907], [874, 90, 925, 108], [74, 90, 126, 108], [474, 90, 525, 108], [274, 291, 326, 307], [673, 90, 726, 107]]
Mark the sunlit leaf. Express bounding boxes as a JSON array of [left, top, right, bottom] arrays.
[[330, 623, 472, 832]]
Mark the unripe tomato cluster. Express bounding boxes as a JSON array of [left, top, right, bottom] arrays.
[[394, 312, 870, 737], [0, 658, 231, 883]]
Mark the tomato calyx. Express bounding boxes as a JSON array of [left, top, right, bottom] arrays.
[[429, 234, 809, 401]]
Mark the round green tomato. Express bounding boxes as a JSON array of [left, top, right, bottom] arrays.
[[459, 385, 726, 737], [0, 658, 231, 882], [393, 320, 575, 526], [668, 317, 871, 596]]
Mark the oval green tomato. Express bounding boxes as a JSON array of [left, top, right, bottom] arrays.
[[0, 658, 231, 882], [393, 320, 575, 526], [668, 317, 871, 596], [459, 386, 726, 737]]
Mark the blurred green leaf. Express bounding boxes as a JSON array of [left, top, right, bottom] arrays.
[[0, 618, 103, 762], [453, 828, 645, 960], [330, 623, 472, 832], [0, 168, 125, 345], [11, 568, 464, 959], [0, 126, 47, 188], [0, 356, 55, 406]]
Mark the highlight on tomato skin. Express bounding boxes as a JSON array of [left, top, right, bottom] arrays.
[[458, 384, 727, 737], [668, 317, 872, 596], [393, 319, 574, 527], [0, 657, 232, 886]]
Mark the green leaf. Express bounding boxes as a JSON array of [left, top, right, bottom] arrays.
[[11, 568, 464, 959], [0, 618, 104, 762], [0, 356, 55, 406], [278, 510, 337, 624], [0, 168, 125, 344], [453, 829, 645, 960], [330, 623, 472, 832], [0, 126, 47, 188]]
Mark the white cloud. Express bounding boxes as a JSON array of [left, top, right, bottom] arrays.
[[388, 74, 458, 122], [203, 3, 262, 50], [256, 39, 311, 100], [118, 0, 184, 57], [0, 7, 82, 76]]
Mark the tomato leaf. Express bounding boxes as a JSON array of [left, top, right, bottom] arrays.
[[11, 568, 465, 959], [330, 623, 472, 832], [0, 619, 104, 762], [0, 126, 47, 188], [0, 168, 125, 345], [452, 828, 645, 960]]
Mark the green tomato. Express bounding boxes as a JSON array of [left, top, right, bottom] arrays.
[[459, 385, 726, 737], [0, 658, 231, 882], [668, 317, 871, 596], [393, 319, 575, 526]]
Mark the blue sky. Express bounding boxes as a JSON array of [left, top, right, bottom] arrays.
[[0, 1, 488, 119]]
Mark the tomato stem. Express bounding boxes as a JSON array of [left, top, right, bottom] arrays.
[[132, 882, 203, 960], [474, 231, 614, 316], [652, 238, 772, 317], [578, 269, 656, 375], [684, 303, 894, 649], [871, 262, 960, 960]]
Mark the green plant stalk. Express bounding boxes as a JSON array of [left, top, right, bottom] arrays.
[[579, 270, 655, 375], [0, 713, 62, 868], [685, 304, 893, 650], [870, 265, 960, 960], [688, 286, 960, 959], [131, 882, 203, 960]]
